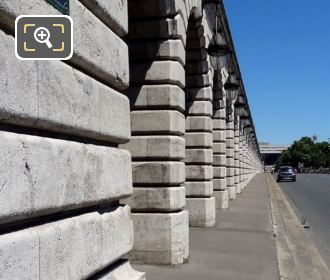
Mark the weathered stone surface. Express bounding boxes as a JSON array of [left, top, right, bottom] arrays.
[[226, 148, 235, 158], [186, 101, 212, 116], [213, 155, 227, 166], [186, 116, 212, 132], [186, 165, 213, 180], [0, 30, 130, 143], [226, 167, 236, 177], [186, 48, 208, 62], [121, 136, 185, 159], [185, 87, 212, 101], [122, 186, 185, 211], [132, 162, 185, 185], [130, 61, 185, 88], [94, 261, 146, 280], [213, 119, 226, 130], [131, 110, 185, 136], [226, 139, 235, 148], [130, 40, 185, 65], [213, 143, 226, 154], [213, 131, 226, 142], [227, 186, 237, 200], [213, 167, 226, 178], [126, 85, 185, 112], [227, 158, 235, 167], [129, 14, 186, 46], [186, 73, 211, 87], [236, 184, 242, 194], [226, 129, 235, 139], [0, 0, 129, 90], [185, 181, 213, 197], [185, 132, 213, 148], [213, 178, 227, 190], [0, 131, 132, 225], [130, 211, 189, 264], [0, 206, 133, 280], [79, 0, 128, 36], [185, 149, 213, 164], [186, 197, 216, 227], [213, 108, 226, 119], [185, 60, 209, 75], [214, 190, 229, 209]]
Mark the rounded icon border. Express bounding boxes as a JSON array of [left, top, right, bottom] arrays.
[[15, 15, 73, 61]]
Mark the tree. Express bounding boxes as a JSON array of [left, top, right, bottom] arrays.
[[275, 137, 330, 170]]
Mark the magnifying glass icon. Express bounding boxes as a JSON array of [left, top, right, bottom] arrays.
[[34, 27, 53, 49]]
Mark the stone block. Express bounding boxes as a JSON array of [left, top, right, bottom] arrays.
[[226, 148, 235, 158], [129, 39, 185, 66], [213, 178, 227, 190], [131, 110, 185, 136], [126, 85, 185, 112], [213, 119, 226, 130], [130, 14, 186, 46], [226, 129, 235, 139], [227, 186, 237, 200], [226, 176, 235, 187], [0, 30, 130, 143], [186, 73, 211, 88], [186, 36, 206, 50], [130, 211, 189, 264], [186, 197, 216, 227], [122, 186, 185, 211], [213, 166, 226, 179], [185, 87, 212, 101], [213, 155, 227, 166], [79, 0, 128, 36], [185, 181, 213, 197], [226, 158, 235, 167], [0, 131, 132, 225], [185, 132, 213, 148], [186, 48, 207, 62], [130, 61, 185, 88], [0, 206, 133, 280], [186, 116, 212, 132], [185, 149, 213, 164], [212, 108, 226, 119], [185, 60, 209, 75], [226, 167, 235, 177], [120, 136, 185, 160], [0, 0, 129, 90], [186, 100, 212, 116], [94, 261, 146, 280], [226, 139, 235, 148], [186, 165, 213, 180], [236, 184, 242, 194], [213, 131, 226, 142], [214, 190, 229, 209], [132, 162, 185, 185], [213, 143, 226, 154]]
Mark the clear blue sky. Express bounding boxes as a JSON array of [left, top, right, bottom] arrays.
[[224, 0, 330, 144]]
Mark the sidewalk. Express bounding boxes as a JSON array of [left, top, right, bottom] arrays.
[[133, 174, 279, 280]]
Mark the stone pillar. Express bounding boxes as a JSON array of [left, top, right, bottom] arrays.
[[122, 2, 189, 264], [234, 115, 241, 194], [239, 126, 245, 191], [226, 99, 236, 200], [213, 71, 229, 209], [185, 19, 215, 228]]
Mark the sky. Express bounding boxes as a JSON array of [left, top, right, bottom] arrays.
[[224, 0, 330, 144]]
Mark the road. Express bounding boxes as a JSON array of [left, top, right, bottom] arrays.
[[278, 174, 330, 268]]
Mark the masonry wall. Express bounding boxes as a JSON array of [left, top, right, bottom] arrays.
[[0, 0, 144, 279]]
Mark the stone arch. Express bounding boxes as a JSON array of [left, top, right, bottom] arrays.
[[184, 14, 216, 227]]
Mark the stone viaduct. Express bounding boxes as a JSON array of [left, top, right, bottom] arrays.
[[0, 0, 262, 279]]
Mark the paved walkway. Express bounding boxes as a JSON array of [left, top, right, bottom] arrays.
[[134, 174, 279, 280]]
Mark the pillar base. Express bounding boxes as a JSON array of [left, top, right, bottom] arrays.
[[214, 190, 229, 209], [236, 184, 242, 194], [129, 211, 189, 264], [227, 186, 237, 200], [186, 197, 216, 227]]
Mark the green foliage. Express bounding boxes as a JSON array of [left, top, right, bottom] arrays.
[[276, 137, 330, 169]]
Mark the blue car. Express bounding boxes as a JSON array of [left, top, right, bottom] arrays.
[[277, 166, 296, 182]]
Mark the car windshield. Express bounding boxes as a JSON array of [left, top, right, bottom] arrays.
[[280, 167, 293, 172]]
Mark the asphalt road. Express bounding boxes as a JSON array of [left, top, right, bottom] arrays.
[[278, 174, 330, 268]]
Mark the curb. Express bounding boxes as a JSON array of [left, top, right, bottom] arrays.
[[266, 174, 330, 280]]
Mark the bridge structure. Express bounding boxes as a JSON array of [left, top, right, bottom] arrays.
[[0, 0, 263, 279], [259, 142, 290, 166]]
